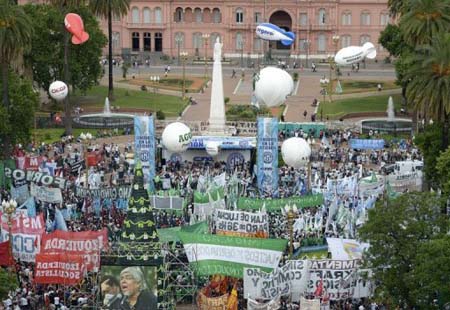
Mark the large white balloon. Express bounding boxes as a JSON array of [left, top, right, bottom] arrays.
[[161, 122, 192, 153], [205, 141, 220, 157], [281, 137, 311, 168], [255, 67, 294, 107], [49, 81, 68, 101]]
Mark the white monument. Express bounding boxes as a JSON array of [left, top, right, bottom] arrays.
[[207, 37, 227, 135]]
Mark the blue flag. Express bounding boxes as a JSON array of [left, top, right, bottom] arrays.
[[54, 208, 68, 231]]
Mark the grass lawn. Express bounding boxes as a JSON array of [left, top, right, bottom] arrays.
[[320, 94, 403, 119], [333, 79, 399, 94], [45, 85, 187, 117], [121, 75, 208, 92], [33, 128, 93, 144]]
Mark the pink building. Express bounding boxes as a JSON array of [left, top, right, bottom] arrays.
[[20, 0, 390, 62]]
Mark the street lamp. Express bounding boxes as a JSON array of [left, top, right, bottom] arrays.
[[2, 199, 17, 265], [180, 51, 188, 99], [80, 132, 93, 188], [239, 40, 245, 68], [175, 35, 183, 66], [328, 35, 340, 103], [284, 204, 299, 258], [202, 33, 210, 78], [303, 40, 311, 68]]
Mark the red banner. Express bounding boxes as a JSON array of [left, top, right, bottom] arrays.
[[34, 253, 84, 285], [0, 241, 13, 266], [1, 214, 45, 234], [86, 151, 102, 166], [16, 156, 45, 171], [41, 229, 108, 270]]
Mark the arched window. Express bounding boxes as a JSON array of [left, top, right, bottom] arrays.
[[174, 32, 185, 48], [194, 8, 202, 22], [317, 34, 326, 52], [236, 32, 243, 50], [155, 7, 162, 24], [341, 35, 351, 48], [361, 11, 371, 25], [193, 32, 202, 49], [143, 7, 151, 23], [360, 35, 371, 45], [236, 8, 243, 23], [380, 12, 389, 26], [144, 32, 151, 51], [131, 7, 140, 23], [212, 8, 221, 23], [175, 7, 183, 22], [318, 8, 326, 25], [341, 12, 352, 25], [112, 32, 120, 50], [132, 32, 140, 51], [210, 32, 221, 46]]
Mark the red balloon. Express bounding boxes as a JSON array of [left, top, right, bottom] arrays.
[[64, 13, 89, 45]]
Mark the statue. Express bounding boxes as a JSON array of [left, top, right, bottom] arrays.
[[213, 37, 222, 62]]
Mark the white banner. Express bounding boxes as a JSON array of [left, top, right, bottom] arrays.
[[300, 297, 320, 310], [326, 238, 369, 260], [1, 231, 41, 262], [215, 209, 269, 237], [386, 172, 423, 192], [327, 175, 358, 195], [30, 183, 62, 204]]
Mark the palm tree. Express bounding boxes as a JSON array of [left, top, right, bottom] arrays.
[[388, 0, 409, 17], [0, 1, 33, 109], [89, 0, 130, 100], [405, 33, 450, 148]]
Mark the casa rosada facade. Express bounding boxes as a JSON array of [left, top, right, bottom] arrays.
[[20, 0, 390, 61]]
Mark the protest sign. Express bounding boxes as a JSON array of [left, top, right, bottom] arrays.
[[74, 186, 132, 200], [257, 117, 278, 197], [41, 229, 108, 271], [300, 297, 320, 310], [326, 238, 369, 260], [386, 172, 423, 192], [237, 194, 324, 212], [134, 115, 155, 190], [4, 168, 68, 189], [150, 195, 184, 210], [349, 139, 384, 150], [198, 292, 229, 310], [326, 175, 358, 195], [215, 209, 269, 238], [34, 253, 85, 285], [30, 183, 62, 204], [10, 184, 29, 205]]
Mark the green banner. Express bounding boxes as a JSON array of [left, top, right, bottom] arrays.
[[194, 187, 224, 203], [158, 221, 209, 243], [278, 122, 326, 138], [179, 231, 287, 278], [237, 194, 324, 212], [0, 159, 16, 189]]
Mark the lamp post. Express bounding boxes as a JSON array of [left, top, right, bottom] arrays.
[[2, 199, 17, 266], [284, 204, 299, 258], [328, 35, 340, 103], [303, 40, 310, 68], [180, 51, 188, 99], [202, 33, 210, 78], [239, 40, 244, 68], [175, 34, 183, 66], [80, 132, 93, 188]]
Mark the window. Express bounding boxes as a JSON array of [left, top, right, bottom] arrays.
[[155, 7, 162, 24], [132, 32, 140, 51], [194, 8, 202, 22], [380, 12, 389, 25], [174, 32, 185, 48], [210, 32, 221, 46], [143, 7, 151, 23], [175, 8, 183, 22], [255, 12, 262, 23], [254, 37, 262, 51], [112, 32, 120, 50], [131, 7, 139, 23], [213, 8, 221, 23], [341, 12, 352, 25], [236, 8, 243, 23], [236, 32, 243, 50], [317, 34, 326, 52], [361, 11, 371, 25], [143, 32, 151, 51], [318, 9, 326, 25], [341, 35, 351, 48], [193, 32, 202, 49], [154, 32, 162, 52], [299, 13, 308, 26], [360, 35, 370, 45]]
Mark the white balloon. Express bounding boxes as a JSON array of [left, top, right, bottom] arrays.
[[255, 67, 294, 107], [205, 141, 220, 157], [281, 137, 311, 168], [49, 81, 68, 101], [161, 122, 192, 153]]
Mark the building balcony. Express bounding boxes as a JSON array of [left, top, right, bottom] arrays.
[[126, 22, 166, 30], [310, 24, 334, 31], [230, 23, 251, 30]]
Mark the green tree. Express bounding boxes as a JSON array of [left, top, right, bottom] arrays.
[[359, 192, 448, 308], [0, 268, 18, 300], [89, 0, 130, 100], [436, 147, 450, 194]]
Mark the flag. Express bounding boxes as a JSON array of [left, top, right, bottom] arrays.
[[17, 197, 36, 217], [314, 278, 323, 297], [335, 80, 343, 94], [0, 241, 13, 266], [54, 208, 68, 231]]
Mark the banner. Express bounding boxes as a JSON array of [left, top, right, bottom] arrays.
[[198, 292, 229, 310], [257, 117, 278, 197], [215, 209, 269, 238], [69, 159, 84, 174], [179, 231, 287, 278], [188, 136, 255, 150], [300, 297, 320, 310], [0, 159, 16, 188], [30, 183, 62, 204], [349, 139, 385, 150], [4, 168, 68, 189], [34, 253, 85, 285], [1, 214, 45, 262], [74, 186, 132, 200], [0, 241, 13, 266], [41, 229, 108, 270], [134, 116, 155, 190], [150, 195, 183, 210], [326, 238, 369, 260], [386, 172, 423, 192], [358, 175, 384, 196], [244, 260, 308, 301], [16, 156, 44, 171], [237, 194, 324, 212], [247, 295, 281, 310], [10, 184, 29, 205], [326, 175, 358, 195]]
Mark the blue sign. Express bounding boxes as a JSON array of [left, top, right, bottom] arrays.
[[134, 116, 155, 191], [257, 117, 278, 197], [188, 136, 255, 150], [349, 139, 385, 150]]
